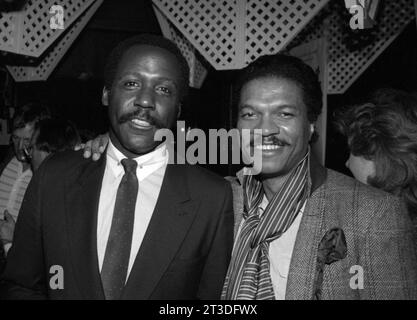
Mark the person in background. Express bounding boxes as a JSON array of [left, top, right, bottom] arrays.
[[0, 103, 49, 259], [28, 118, 81, 172], [337, 88, 417, 230], [0, 118, 80, 269]]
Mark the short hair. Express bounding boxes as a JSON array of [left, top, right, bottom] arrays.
[[33, 119, 81, 154], [12, 102, 51, 131], [337, 89, 417, 214], [234, 53, 323, 123], [104, 34, 190, 100]]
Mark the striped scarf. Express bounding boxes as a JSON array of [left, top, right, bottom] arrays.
[[222, 151, 311, 300]]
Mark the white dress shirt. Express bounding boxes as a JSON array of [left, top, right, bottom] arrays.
[[236, 196, 305, 300], [97, 140, 168, 278]]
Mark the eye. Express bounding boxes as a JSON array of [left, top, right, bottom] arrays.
[[123, 81, 139, 88], [156, 86, 172, 95], [279, 112, 294, 119], [240, 110, 257, 119]]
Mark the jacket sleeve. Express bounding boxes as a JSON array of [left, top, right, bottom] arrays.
[[360, 195, 417, 299], [197, 182, 234, 300], [0, 163, 48, 299]]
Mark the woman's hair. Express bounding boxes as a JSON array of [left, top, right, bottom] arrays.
[[337, 88, 417, 215]]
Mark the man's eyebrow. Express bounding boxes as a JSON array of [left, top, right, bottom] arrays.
[[117, 72, 178, 87], [275, 104, 298, 110], [239, 103, 298, 110], [239, 104, 255, 110]]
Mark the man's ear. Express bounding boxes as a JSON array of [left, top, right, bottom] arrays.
[[310, 123, 315, 138], [102, 87, 109, 106]]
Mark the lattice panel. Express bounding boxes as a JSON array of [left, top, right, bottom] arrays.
[[285, 2, 332, 52], [288, 0, 416, 94], [244, 0, 329, 65], [169, 27, 208, 88], [6, 0, 103, 82], [328, 0, 415, 93], [0, 13, 16, 53], [153, 0, 241, 70], [153, 5, 208, 88], [152, 0, 329, 70], [0, 0, 97, 57]]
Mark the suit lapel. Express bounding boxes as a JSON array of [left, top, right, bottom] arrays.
[[285, 158, 327, 300], [122, 164, 199, 299], [65, 156, 106, 299]]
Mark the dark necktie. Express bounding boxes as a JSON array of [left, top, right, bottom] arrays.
[[101, 158, 138, 300]]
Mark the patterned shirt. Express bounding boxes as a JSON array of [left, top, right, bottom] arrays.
[[0, 156, 32, 254]]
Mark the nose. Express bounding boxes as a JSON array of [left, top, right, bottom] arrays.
[[135, 86, 155, 109], [259, 115, 280, 136]]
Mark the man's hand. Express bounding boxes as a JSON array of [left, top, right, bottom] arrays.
[[74, 133, 109, 161], [0, 210, 16, 244]]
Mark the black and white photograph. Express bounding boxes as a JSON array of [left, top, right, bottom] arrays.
[[0, 0, 416, 309]]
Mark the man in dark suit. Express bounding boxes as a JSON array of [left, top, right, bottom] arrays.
[[0, 35, 234, 299]]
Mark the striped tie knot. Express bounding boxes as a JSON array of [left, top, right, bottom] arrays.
[[245, 214, 260, 228], [251, 234, 274, 251]]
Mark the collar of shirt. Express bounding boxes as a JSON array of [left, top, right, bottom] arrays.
[[258, 195, 305, 217], [237, 194, 303, 228], [106, 140, 168, 182]]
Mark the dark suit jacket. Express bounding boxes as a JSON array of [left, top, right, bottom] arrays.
[[0, 150, 234, 299], [228, 156, 417, 299]]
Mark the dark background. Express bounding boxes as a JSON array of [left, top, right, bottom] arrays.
[[1, 0, 416, 177]]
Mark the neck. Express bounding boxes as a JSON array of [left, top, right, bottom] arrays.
[[260, 149, 311, 200], [21, 161, 30, 172], [260, 172, 291, 201]]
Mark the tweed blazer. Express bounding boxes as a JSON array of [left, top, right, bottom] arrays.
[[227, 161, 417, 300]]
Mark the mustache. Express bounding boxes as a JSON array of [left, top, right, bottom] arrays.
[[250, 135, 290, 146], [118, 109, 164, 128]]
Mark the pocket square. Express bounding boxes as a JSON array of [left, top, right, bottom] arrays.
[[312, 227, 347, 300]]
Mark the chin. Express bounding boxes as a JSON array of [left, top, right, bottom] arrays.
[[126, 140, 159, 155], [259, 164, 286, 177], [120, 131, 152, 149]]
